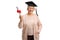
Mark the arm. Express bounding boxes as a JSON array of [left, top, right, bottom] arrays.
[[18, 16, 23, 29], [37, 17, 42, 34]]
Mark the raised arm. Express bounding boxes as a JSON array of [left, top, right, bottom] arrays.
[[18, 15, 23, 29]]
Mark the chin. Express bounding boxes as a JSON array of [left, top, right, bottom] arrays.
[[29, 11, 33, 13]]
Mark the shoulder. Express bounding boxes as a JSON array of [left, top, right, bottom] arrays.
[[33, 14, 38, 18], [34, 14, 40, 20], [34, 14, 37, 16]]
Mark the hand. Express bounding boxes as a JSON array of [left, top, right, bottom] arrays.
[[19, 15, 23, 22], [35, 32, 40, 34]]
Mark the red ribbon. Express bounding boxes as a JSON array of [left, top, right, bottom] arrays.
[[17, 9, 21, 14]]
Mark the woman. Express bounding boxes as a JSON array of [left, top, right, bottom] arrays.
[[18, 1, 42, 40]]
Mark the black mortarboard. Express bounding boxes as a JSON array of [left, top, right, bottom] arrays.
[[25, 1, 37, 7], [25, 1, 38, 16]]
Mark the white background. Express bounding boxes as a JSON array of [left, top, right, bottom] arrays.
[[0, 0, 60, 40]]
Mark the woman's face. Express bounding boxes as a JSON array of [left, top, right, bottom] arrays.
[[27, 6, 35, 13]]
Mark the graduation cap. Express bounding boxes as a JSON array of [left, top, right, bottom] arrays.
[[25, 1, 38, 16]]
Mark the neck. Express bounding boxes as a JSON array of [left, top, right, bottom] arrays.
[[27, 12, 33, 15]]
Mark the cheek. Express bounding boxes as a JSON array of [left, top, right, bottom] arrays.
[[32, 9, 34, 11], [31, 9, 34, 12], [31, 8, 34, 11]]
